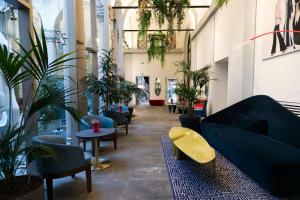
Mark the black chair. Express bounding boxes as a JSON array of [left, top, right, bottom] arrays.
[[104, 111, 128, 134]]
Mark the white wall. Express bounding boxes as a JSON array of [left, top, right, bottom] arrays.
[[124, 50, 183, 101], [254, 0, 300, 102], [192, 0, 300, 113], [214, 59, 228, 113], [191, 0, 257, 114]]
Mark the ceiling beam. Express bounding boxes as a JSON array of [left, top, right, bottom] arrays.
[[112, 5, 210, 9], [123, 29, 194, 32]]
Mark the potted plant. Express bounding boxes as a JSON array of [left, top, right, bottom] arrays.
[[117, 77, 147, 106], [84, 49, 120, 112], [84, 50, 146, 111], [175, 61, 212, 132], [0, 26, 80, 200]]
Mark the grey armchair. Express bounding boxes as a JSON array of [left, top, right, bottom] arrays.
[[32, 135, 92, 200]]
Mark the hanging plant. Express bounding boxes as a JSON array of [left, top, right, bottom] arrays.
[[215, 0, 229, 7], [147, 32, 168, 67], [138, 0, 152, 37], [138, 0, 190, 34], [138, 0, 190, 67]]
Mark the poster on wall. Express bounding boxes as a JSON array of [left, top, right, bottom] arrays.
[[263, 0, 300, 59]]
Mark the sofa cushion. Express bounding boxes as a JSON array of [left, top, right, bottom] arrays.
[[201, 122, 300, 196], [232, 114, 268, 134]]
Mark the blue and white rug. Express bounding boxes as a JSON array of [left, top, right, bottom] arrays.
[[161, 136, 298, 200]]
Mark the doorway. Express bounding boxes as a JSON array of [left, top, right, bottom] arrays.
[[213, 58, 228, 113], [136, 76, 150, 105]]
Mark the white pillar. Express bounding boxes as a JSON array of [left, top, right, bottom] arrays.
[[63, 0, 78, 144], [116, 0, 123, 76]]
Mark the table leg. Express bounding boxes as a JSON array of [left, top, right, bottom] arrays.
[[91, 139, 112, 171]]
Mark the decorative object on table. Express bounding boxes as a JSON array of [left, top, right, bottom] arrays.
[[174, 61, 213, 132], [80, 115, 117, 150], [0, 26, 80, 200], [201, 95, 300, 196], [32, 135, 92, 200], [154, 77, 162, 96], [138, 0, 190, 67], [76, 128, 117, 170], [161, 136, 281, 200], [92, 118, 100, 133]]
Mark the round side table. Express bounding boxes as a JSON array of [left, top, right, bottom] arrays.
[[76, 128, 116, 171]]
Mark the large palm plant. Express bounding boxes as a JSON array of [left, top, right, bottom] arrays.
[[175, 61, 212, 117], [0, 26, 80, 193], [84, 49, 120, 111]]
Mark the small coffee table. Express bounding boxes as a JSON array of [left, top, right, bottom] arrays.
[[76, 128, 116, 171]]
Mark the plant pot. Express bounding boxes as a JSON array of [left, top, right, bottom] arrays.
[[179, 114, 201, 133], [0, 176, 44, 200]]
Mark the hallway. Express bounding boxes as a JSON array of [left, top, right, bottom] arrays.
[[53, 105, 179, 200]]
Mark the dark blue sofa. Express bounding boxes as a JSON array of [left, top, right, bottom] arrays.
[[201, 95, 300, 196]]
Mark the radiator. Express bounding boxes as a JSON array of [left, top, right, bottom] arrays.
[[279, 101, 300, 117]]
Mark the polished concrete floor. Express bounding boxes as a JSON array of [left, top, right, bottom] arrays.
[[53, 105, 180, 200]]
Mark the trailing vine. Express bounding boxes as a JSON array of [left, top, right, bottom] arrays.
[[215, 0, 229, 7], [138, 0, 190, 66], [147, 32, 168, 67]]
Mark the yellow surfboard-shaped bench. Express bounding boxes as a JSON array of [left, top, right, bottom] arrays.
[[169, 127, 216, 164]]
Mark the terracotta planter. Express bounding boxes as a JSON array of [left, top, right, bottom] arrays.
[[0, 176, 44, 200]]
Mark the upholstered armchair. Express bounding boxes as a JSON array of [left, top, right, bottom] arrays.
[[104, 111, 128, 134], [80, 115, 117, 151], [32, 135, 91, 200]]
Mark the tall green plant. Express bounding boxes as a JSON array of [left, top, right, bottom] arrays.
[[175, 61, 212, 117], [118, 77, 147, 105], [0, 26, 80, 192], [84, 49, 120, 111]]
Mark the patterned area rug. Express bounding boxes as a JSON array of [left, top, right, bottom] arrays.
[[161, 136, 296, 200]]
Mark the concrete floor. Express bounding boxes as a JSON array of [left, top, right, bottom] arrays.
[[53, 105, 180, 200]]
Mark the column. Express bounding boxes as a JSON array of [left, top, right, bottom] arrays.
[[90, 0, 99, 114], [116, 0, 124, 76], [63, 0, 77, 144], [63, 0, 88, 144]]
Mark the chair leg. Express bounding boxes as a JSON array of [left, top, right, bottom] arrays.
[[85, 166, 92, 193], [114, 138, 117, 150], [92, 141, 95, 157], [46, 178, 53, 200], [83, 140, 86, 152], [126, 123, 128, 135]]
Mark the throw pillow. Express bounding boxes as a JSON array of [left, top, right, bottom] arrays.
[[232, 114, 268, 134]]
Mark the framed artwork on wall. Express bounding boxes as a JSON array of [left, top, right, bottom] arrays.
[[263, 0, 300, 59]]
